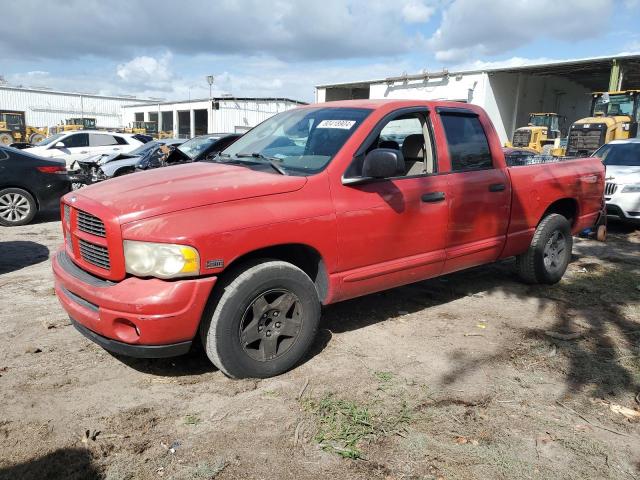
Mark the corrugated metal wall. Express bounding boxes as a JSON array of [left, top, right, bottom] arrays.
[[212, 99, 297, 133], [0, 87, 148, 128]]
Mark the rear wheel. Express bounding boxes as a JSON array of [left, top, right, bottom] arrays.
[[200, 260, 321, 378], [0, 188, 37, 226], [516, 213, 572, 284], [0, 133, 13, 145]]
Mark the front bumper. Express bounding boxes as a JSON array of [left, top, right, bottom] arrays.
[[606, 191, 640, 223], [52, 249, 217, 357]]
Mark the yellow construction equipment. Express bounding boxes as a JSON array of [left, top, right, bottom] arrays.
[[124, 121, 159, 137], [506, 113, 562, 155], [566, 90, 640, 156], [0, 110, 47, 145], [49, 117, 97, 135]]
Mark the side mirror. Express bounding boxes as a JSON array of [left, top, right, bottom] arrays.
[[54, 142, 66, 149], [362, 148, 404, 178]]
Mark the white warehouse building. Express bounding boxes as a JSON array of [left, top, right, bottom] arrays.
[[122, 97, 307, 138], [0, 85, 153, 129], [315, 54, 640, 144]]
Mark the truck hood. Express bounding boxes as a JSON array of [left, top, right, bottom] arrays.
[[74, 162, 307, 223], [605, 165, 640, 183]]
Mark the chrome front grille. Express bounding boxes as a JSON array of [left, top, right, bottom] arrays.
[[77, 209, 106, 237], [78, 239, 110, 270], [605, 182, 617, 196], [63, 203, 71, 224]]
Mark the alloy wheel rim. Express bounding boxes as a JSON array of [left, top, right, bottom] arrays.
[[239, 288, 303, 362], [0, 193, 31, 222], [543, 230, 567, 274]]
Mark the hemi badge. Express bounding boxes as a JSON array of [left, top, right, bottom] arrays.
[[206, 259, 224, 269]]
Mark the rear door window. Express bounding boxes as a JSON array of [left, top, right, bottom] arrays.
[[440, 113, 493, 172], [62, 133, 89, 148], [90, 134, 120, 147]]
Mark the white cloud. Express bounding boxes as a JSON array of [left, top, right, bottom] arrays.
[[402, 1, 435, 23], [429, 0, 612, 63], [116, 53, 173, 87], [0, 0, 430, 62]]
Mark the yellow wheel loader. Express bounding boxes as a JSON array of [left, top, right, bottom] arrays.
[[0, 110, 26, 145], [566, 90, 640, 157], [49, 118, 97, 135], [124, 121, 159, 137], [506, 113, 562, 155], [0, 110, 47, 145]]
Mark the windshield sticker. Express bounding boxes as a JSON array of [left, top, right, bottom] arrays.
[[316, 120, 356, 130]]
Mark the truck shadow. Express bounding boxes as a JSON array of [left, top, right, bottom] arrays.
[[0, 447, 101, 480], [321, 226, 639, 399], [0, 241, 50, 274]]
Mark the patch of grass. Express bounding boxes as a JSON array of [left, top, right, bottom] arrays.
[[190, 459, 227, 478], [374, 371, 394, 383], [559, 265, 639, 306], [302, 394, 412, 459], [184, 413, 201, 426]]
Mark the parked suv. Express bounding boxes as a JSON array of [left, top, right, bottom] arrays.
[[27, 131, 146, 168], [593, 139, 640, 225]]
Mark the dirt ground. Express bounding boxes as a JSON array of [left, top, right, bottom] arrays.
[[0, 210, 639, 480]]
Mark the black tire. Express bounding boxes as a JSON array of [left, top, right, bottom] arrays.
[[29, 133, 46, 144], [516, 213, 572, 284], [0, 133, 13, 145], [200, 260, 321, 378], [0, 188, 37, 226]]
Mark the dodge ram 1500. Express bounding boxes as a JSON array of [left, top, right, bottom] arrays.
[[53, 100, 605, 378]]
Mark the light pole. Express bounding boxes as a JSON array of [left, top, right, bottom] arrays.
[[207, 75, 214, 134]]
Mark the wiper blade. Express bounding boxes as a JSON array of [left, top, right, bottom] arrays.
[[236, 152, 287, 175]]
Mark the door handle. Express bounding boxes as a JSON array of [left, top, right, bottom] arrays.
[[489, 183, 505, 192], [421, 191, 445, 203], [80, 151, 88, 154]]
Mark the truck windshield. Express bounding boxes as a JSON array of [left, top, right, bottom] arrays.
[[593, 94, 635, 116], [593, 143, 640, 166], [220, 107, 372, 174]]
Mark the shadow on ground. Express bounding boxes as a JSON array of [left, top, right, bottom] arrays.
[[0, 448, 101, 480], [0, 241, 49, 274]]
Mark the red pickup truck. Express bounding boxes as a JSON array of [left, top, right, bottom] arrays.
[[53, 100, 605, 378]]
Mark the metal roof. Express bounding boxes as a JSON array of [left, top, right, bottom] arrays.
[[124, 96, 308, 108], [0, 84, 156, 102], [316, 53, 640, 92]]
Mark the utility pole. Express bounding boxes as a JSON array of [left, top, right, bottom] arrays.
[[207, 75, 214, 134]]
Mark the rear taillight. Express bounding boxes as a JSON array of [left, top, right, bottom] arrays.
[[37, 165, 67, 174]]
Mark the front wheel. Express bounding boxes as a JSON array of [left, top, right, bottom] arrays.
[[200, 260, 321, 378], [516, 213, 572, 284], [0, 188, 37, 226]]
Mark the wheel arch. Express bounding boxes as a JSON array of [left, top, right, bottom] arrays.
[[0, 184, 40, 209], [221, 243, 329, 303], [540, 197, 578, 226]]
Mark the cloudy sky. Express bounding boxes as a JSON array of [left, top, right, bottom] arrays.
[[2, 0, 639, 102]]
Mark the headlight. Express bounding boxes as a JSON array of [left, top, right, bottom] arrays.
[[123, 240, 200, 279], [622, 184, 640, 193]]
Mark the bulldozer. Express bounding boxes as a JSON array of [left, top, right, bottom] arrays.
[[49, 117, 97, 135], [565, 90, 640, 157], [0, 110, 48, 145], [506, 113, 562, 155]]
